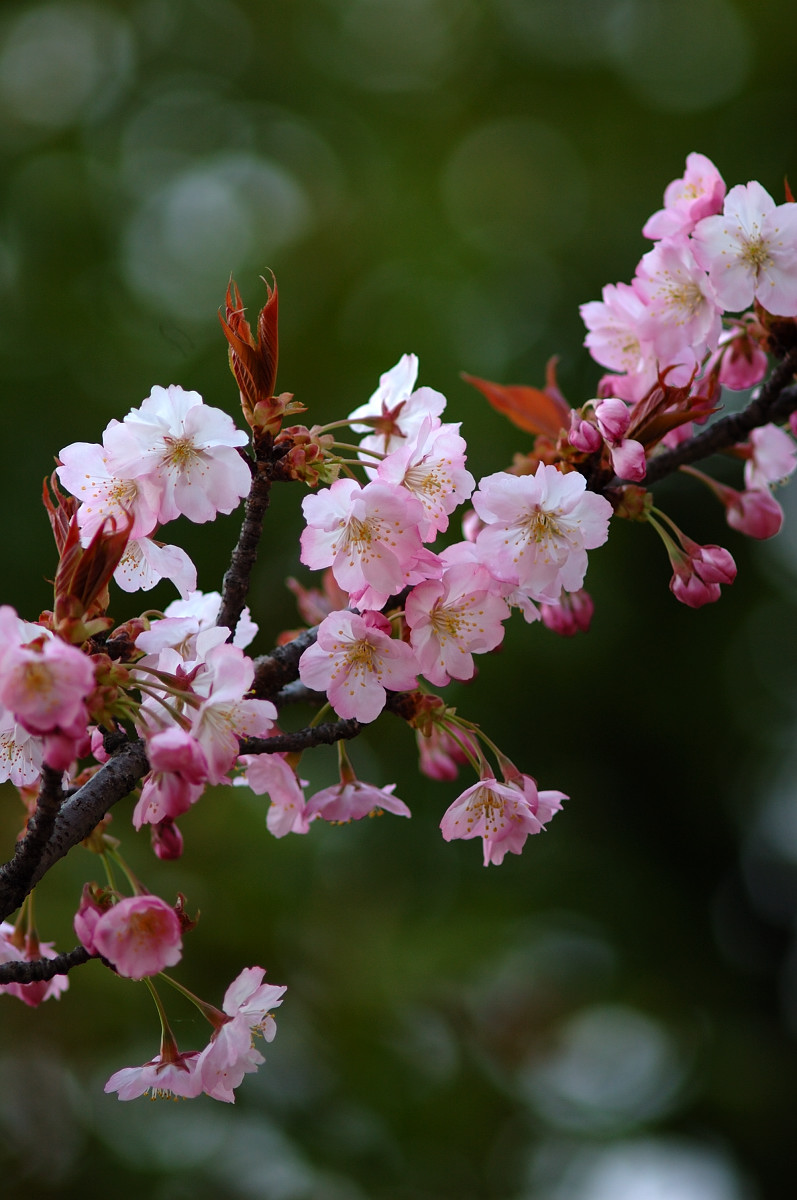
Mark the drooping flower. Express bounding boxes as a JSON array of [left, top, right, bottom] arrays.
[[104, 1051, 205, 1100], [239, 753, 311, 837], [196, 967, 286, 1103], [304, 778, 410, 822], [743, 424, 797, 491], [89, 894, 183, 979], [0, 923, 69, 1007], [440, 775, 556, 867]]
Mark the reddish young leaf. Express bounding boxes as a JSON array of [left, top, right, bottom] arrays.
[[463, 363, 571, 439]]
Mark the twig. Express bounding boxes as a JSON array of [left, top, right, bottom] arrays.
[[216, 453, 272, 637], [641, 353, 797, 486], [0, 765, 63, 912], [0, 945, 93, 985], [0, 740, 149, 923]]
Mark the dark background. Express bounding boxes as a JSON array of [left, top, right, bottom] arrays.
[[2, 0, 797, 1196]]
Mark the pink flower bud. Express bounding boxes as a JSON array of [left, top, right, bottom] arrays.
[[540, 589, 594, 636], [151, 818, 184, 861], [568, 410, 602, 453], [595, 397, 631, 442], [725, 487, 783, 539]]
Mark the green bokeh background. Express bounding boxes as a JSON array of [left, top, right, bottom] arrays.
[[2, 0, 797, 1196]]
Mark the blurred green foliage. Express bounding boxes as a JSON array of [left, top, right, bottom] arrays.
[[2, 0, 797, 1196]]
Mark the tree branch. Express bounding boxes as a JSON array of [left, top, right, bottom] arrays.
[[642, 351, 797, 486], [0, 765, 64, 912], [0, 740, 149, 923], [216, 452, 272, 637], [0, 945, 93, 985], [252, 626, 318, 698]]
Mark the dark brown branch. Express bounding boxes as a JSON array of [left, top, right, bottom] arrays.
[[0, 740, 149, 922], [252, 626, 318, 698], [0, 765, 64, 910], [0, 945, 93, 985], [641, 351, 797, 486], [216, 452, 272, 637], [240, 717, 363, 755]]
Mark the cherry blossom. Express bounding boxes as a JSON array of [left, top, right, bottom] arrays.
[[634, 238, 722, 363], [239, 753, 311, 837], [105, 1051, 205, 1100], [56, 435, 161, 545], [540, 588, 594, 637], [643, 152, 726, 240], [744, 424, 797, 490], [187, 643, 277, 784], [132, 728, 210, 829], [440, 775, 551, 867], [301, 477, 437, 611], [89, 894, 183, 979], [471, 465, 612, 603], [304, 778, 410, 822], [197, 967, 286, 1103], [376, 417, 475, 539], [113, 536, 197, 599], [348, 354, 447, 460], [0, 923, 69, 1006], [691, 181, 797, 317], [0, 619, 96, 757], [405, 563, 509, 687], [299, 609, 419, 723], [103, 384, 251, 525]]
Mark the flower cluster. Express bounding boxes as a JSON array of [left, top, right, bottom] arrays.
[[2, 153, 797, 1107]]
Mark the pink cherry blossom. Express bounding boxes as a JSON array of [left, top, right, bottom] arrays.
[[405, 563, 509, 687], [0, 622, 95, 745], [239, 753, 311, 836], [299, 609, 419, 723], [104, 384, 251, 525], [416, 722, 477, 781], [188, 643, 277, 783], [197, 966, 286, 1103], [634, 239, 722, 363], [0, 923, 69, 1006], [113, 536, 197, 599], [301, 478, 434, 611], [132, 728, 209, 828], [471, 465, 612, 603], [304, 778, 410, 822], [105, 1051, 205, 1100], [643, 152, 726, 240], [725, 486, 783, 539], [706, 323, 769, 390], [691, 181, 797, 317], [595, 398, 647, 481], [440, 775, 548, 867], [376, 417, 475, 539], [348, 354, 447, 460], [744, 424, 797, 490], [90, 894, 183, 979], [56, 435, 161, 545], [164, 590, 258, 650]]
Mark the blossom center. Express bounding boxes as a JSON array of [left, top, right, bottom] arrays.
[[163, 436, 200, 468], [740, 235, 774, 276]]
